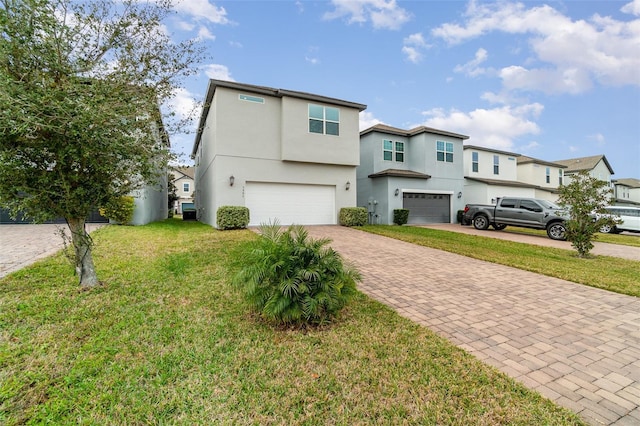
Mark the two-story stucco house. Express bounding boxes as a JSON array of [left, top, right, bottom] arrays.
[[463, 145, 531, 204], [516, 155, 567, 201], [170, 166, 195, 213], [191, 80, 366, 227], [463, 146, 569, 204], [358, 124, 468, 225], [612, 178, 640, 206], [554, 155, 614, 187]]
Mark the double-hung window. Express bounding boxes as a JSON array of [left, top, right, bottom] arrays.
[[183, 183, 190, 193], [309, 104, 339, 136], [559, 169, 563, 186], [436, 141, 453, 162], [472, 151, 479, 172], [546, 167, 551, 184], [383, 140, 405, 162], [493, 155, 499, 175]]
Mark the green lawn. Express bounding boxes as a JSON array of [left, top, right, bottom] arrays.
[[361, 225, 640, 297], [0, 219, 584, 425], [498, 226, 640, 247]]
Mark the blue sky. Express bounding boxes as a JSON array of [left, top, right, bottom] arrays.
[[165, 0, 640, 179]]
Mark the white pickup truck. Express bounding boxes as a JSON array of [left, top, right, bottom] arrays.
[[462, 197, 568, 240]]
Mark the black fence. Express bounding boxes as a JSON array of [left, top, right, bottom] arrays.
[[0, 209, 109, 224]]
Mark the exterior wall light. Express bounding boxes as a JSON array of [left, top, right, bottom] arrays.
[[457, 191, 462, 198], [345, 181, 351, 190], [395, 188, 400, 196], [229, 175, 235, 186]]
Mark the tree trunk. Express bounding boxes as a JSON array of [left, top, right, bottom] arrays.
[[67, 217, 100, 288]]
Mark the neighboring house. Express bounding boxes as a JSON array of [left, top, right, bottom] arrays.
[[463, 146, 537, 204], [128, 121, 169, 225], [191, 80, 366, 227], [516, 155, 567, 201], [358, 124, 469, 225], [170, 166, 195, 213], [612, 178, 640, 206], [554, 155, 614, 187]]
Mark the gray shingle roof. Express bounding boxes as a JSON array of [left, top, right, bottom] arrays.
[[553, 155, 614, 174]]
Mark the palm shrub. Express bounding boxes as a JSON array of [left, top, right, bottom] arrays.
[[232, 222, 361, 326]]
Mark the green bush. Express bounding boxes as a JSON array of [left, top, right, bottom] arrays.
[[99, 196, 135, 225], [232, 222, 361, 326], [393, 209, 409, 226], [339, 207, 367, 227], [217, 206, 249, 230]]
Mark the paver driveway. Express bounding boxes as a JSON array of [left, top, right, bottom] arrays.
[[305, 226, 640, 426]]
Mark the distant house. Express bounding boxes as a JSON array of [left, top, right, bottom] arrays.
[[358, 124, 468, 225], [516, 155, 567, 201], [554, 155, 614, 186], [191, 80, 366, 227], [612, 178, 640, 206], [463, 145, 536, 204], [170, 166, 194, 213]]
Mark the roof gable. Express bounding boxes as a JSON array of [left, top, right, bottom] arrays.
[[554, 155, 614, 174], [360, 123, 469, 140]]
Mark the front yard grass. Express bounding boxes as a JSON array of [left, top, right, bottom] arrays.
[[0, 219, 584, 425], [500, 226, 640, 247], [361, 225, 640, 298]]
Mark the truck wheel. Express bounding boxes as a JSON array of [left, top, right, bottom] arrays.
[[547, 222, 566, 240], [473, 215, 490, 230], [492, 223, 507, 230]]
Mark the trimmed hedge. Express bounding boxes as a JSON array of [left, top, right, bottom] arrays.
[[393, 209, 409, 226], [217, 206, 250, 230], [99, 196, 135, 225], [339, 207, 367, 227]]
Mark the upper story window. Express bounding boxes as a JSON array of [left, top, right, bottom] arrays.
[[493, 155, 499, 175], [546, 167, 551, 184], [309, 104, 339, 136], [183, 182, 190, 193], [383, 140, 405, 162], [436, 141, 453, 163], [472, 151, 479, 172], [239, 94, 265, 104], [559, 169, 563, 186]]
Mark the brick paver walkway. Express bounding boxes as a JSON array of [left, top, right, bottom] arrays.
[[305, 226, 640, 426], [0, 224, 104, 279]]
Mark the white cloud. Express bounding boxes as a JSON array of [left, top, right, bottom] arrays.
[[306, 56, 320, 65], [432, 0, 640, 93], [202, 64, 234, 81], [621, 0, 640, 16], [197, 26, 216, 41], [359, 111, 384, 131], [323, 0, 411, 30], [420, 103, 544, 151], [589, 133, 607, 146], [173, 0, 230, 25], [454, 48, 489, 77], [499, 66, 593, 94], [402, 32, 428, 63]]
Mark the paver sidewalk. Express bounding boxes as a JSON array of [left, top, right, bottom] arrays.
[[305, 226, 640, 426], [0, 224, 105, 279]]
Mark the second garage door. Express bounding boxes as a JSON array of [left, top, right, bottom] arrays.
[[403, 193, 450, 224], [245, 182, 336, 226]]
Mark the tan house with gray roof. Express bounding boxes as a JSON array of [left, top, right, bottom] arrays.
[[554, 155, 614, 186], [612, 178, 640, 206]]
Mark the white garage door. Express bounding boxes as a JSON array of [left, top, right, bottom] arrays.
[[245, 182, 336, 226]]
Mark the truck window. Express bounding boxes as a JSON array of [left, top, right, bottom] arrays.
[[500, 199, 517, 208], [520, 200, 542, 212]]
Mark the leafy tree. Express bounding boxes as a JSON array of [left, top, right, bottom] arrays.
[[99, 195, 135, 225], [0, 0, 204, 288], [233, 222, 361, 326], [556, 170, 618, 257], [167, 173, 179, 211]]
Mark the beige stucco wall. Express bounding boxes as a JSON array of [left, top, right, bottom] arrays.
[[193, 84, 361, 228]]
